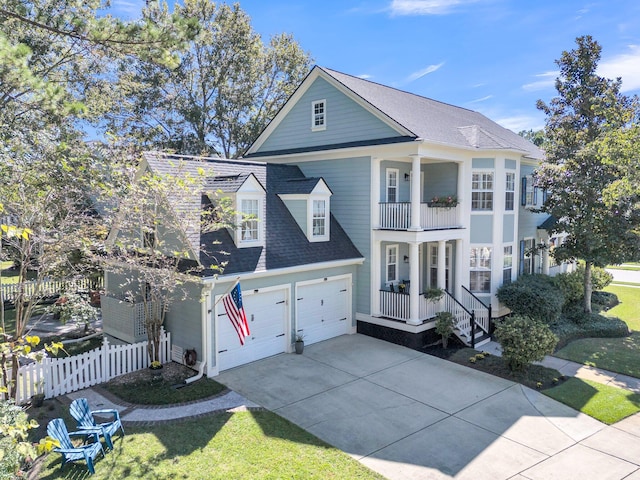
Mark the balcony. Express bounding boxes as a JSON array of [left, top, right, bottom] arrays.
[[379, 203, 462, 231]]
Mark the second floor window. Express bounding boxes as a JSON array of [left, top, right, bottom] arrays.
[[472, 172, 493, 211], [386, 168, 398, 203], [505, 172, 515, 211], [240, 199, 259, 241]]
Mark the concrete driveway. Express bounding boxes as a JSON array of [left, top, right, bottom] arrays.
[[216, 334, 640, 480]]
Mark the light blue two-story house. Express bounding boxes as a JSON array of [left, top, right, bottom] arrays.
[[244, 66, 570, 350]]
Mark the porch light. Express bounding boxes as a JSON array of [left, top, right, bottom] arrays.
[[403, 255, 409, 263], [404, 173, 410, 181]]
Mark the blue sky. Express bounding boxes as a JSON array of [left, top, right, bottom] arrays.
[[111, 0, 640, 132]]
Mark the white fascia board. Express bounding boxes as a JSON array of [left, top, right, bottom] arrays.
[[202, 257, 365, 284], [310, 179, 332, 196], [238, 173, 266, 194]]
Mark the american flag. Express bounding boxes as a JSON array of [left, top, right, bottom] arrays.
[[223, 282, 250, 345]]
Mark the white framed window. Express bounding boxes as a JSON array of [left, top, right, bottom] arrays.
[[503, 245, 513, 285], [312, 199, 328, 240], [428, 244, 451, 290], [386, 244, 398, 284], [521, 238, 535, 274], [311, 99, 326, 131], [239, 198, 260, 243], [470, 246, 492, 293], [472, 171, 493, 211], [522, 175, 537, 207], [386, 168, 398, 203], [505, 172, 515, 211]]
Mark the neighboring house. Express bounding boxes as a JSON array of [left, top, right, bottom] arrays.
[[243, 66, 573, 349], [102, 152, 364, 375]]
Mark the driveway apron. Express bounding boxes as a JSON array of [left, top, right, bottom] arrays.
[[215, 334, 640, 480]]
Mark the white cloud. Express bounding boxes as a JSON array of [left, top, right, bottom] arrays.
[[389, 0, 480, 16], [496, 115, 544, 133], [468, 95, 493, 103], [406, 62, 445, 82], [599, 45, 640, 92], [522, 71, 558, 92]]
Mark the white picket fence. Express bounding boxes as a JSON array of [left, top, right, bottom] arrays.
[[11, 329, 171, 404], [1, 276, 103, 304]]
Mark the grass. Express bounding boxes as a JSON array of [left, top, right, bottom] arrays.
[[103, 375, 227, 405], [610, 280, 640, 287], [0, 262, 38, 284], [608, 263, 640, 271], [544, 377, 640, 424], [554, 333, 640, 378], [33, 410, 385, 479], [603, 284, 640, 331]]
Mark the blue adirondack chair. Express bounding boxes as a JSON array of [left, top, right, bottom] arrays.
[[70, 398, 125, 450], [46, 418, 105, 475]]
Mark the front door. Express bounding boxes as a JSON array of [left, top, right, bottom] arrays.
[[428, 243, 451, 290]]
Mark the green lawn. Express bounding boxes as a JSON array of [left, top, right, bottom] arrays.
[[544, 377, 640, 424], [35, 411, 386, 480], [608, 263, 640, 271], [554, 332, 640, 378], [603, 285, 640, 331]]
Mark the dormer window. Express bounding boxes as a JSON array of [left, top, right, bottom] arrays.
[[312, 199, 327, 238], [312, 100, 326, 131], [240, 199, 259, 241]]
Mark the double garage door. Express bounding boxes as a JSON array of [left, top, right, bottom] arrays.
[[216, 276, 351, 372]]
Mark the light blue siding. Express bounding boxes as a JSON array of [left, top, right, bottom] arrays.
[[503, 214, 515, 242], [257, 77, 401, 153], [294, 157, 371, 315], [470, 215, 493, 243], [505, 159, 517, 169], [164, 282, 204, 356], [518, 164, 547, 242], [282, 199, 307, 235], [472, 158, 495, 169]]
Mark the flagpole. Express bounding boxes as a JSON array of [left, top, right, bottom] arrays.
[[213, 276, 240, 307]]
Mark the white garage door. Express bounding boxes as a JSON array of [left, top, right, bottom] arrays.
[[296, 276, 351, 346], [217, 286, 288, 371]]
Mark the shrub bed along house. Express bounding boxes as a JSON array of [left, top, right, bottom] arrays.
[[496, 274, 564, 324]]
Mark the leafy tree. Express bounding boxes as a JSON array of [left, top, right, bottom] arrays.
[[101, 151, 232, 364], [104, 0, 312, 158], [518, 129, 546, 147], [535, 35, 640, 313]]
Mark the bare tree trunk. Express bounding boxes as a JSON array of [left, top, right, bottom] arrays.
[[583, 261, 593, 313]]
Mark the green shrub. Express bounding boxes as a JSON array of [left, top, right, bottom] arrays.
[[0, 401, 37, 479], [496, 275, 564, 323], [551, 314, 629, 349], [434, 311, 455, 348], [591, 291, 618, 311], [494, 315, 558, 372]]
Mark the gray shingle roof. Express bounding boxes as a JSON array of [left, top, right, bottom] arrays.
[[318, 67, 544, 159], [143, 152, 363, 277]]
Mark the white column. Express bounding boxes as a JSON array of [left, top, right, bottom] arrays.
[[542, 242, 550, 275], [409, 155, 421, 231], [371, 157, 382, 229], [372, 239, 382, 316], [437, 240, 446, 290], [408, 241, 421, 325], [455, 239, 464, 299]]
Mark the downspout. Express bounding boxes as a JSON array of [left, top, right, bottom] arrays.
[[185, 281, 214, 385]]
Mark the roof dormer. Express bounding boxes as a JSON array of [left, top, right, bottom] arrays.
[[278, 178, 332, 242]]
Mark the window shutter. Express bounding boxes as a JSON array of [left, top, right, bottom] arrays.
[[519, 240, 525, 275], [521, 177, 527, 206]]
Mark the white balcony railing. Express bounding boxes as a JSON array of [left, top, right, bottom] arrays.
[[379, 203, 461, 231]]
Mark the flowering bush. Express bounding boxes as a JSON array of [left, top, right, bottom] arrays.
[[50, 292, 98, 329], [429, 194, 458, 208]]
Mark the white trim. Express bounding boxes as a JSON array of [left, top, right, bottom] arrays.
[[311, 99, 326, 131], [309, 198, 330, 242], [471, 170, 494, 212], [203, 257, 365, 284], [427, 243, 452, 290], [236, 194, 264, 247]]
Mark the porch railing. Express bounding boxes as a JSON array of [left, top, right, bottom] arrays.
[[379, 203, 461, 231], [379, 290, 439, 322], [459, 286, 491, 334]]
